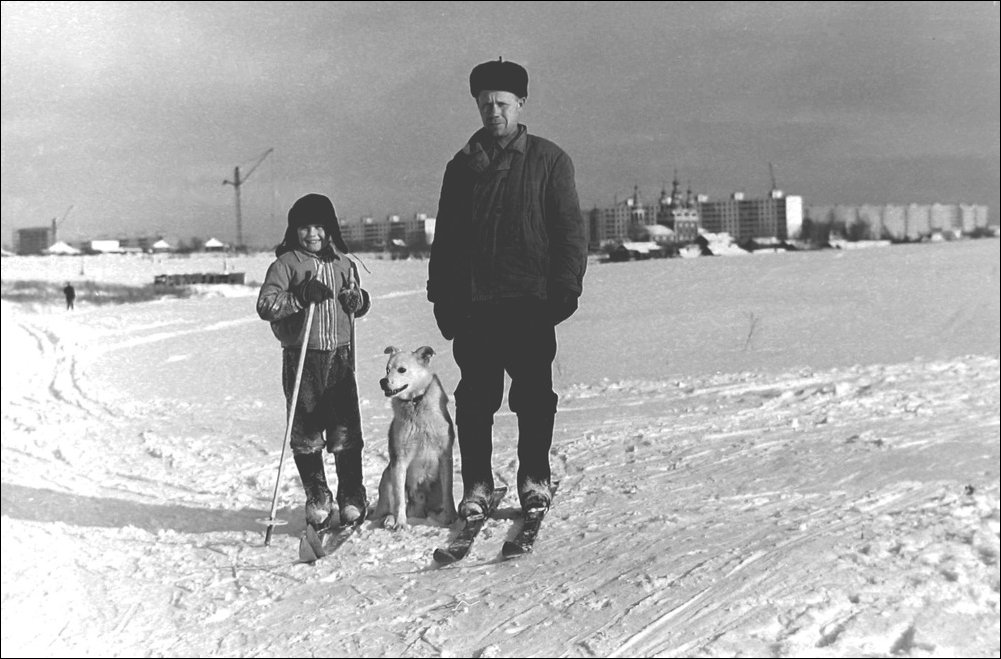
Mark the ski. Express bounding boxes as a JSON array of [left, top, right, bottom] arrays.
[[298, 525, 324, 563], [298, 518, 364, 563], [501, 482, 559, 559], [433, 486, 508, 565]]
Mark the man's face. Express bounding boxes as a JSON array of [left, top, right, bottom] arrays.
[[476, 90, 524, 139]]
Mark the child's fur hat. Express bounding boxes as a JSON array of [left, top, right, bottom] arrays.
[[277, 193, 349, 256]]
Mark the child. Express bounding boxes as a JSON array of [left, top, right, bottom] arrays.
[[257, 193, 371, 531]]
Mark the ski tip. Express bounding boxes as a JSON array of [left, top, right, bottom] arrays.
[[298, 535, 320, 563], [501, 542, 528, 559], [433, 548, 460, 565], [305, 526, 328, 559]]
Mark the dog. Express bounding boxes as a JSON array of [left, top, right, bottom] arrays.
[[373, 346, 457, 529]]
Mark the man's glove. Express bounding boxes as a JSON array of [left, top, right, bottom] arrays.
[[338, 287, 370, 316], [433, 303, 464, 341], [548, 290, 579, 326], [292, 272, 334, 305]]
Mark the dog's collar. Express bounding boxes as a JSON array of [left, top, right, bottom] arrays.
[[400, 390, 424, 404]]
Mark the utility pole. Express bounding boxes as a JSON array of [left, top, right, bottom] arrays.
[[223, 148, 273, 248]]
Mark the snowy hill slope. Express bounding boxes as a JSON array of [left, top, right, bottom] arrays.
[[2, 240, 998, 657]]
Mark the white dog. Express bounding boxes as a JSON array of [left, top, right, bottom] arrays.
[[373, 346, 457, 529]]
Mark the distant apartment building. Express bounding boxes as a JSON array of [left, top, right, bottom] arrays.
[[805, 203, 990, 241], [590, 186, 657, 247], [363, 215, 388, 248], [696, 191, 802, 242], [589, 179, 802, 247], [14, 226, 54, 255], [339, 216, 364, 248], [340, 212, 435, 252]]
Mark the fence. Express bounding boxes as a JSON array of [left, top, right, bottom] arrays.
[[153, 272, 246, 286]]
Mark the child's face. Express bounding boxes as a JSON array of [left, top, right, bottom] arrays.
[[297, 224, 328, 253]]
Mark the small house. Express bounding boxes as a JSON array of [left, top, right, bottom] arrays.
[[44, 241, 82, 256], [203, 237, 227, 252]]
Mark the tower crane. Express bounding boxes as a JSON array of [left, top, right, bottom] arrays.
[[50, 205, 73, 245], [223, 148, 273, 248]]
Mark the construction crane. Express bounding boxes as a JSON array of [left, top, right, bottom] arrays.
[[50, 205, 73, 244], [768, 162, 783, 199], [223, 148, 273, 248]]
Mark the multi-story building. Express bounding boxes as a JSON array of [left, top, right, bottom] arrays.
[[589, 186, 660, 247], [697, 190, 802, 242], [607, 186, 656, 243], [805, 203, 990, 241], [361, 215, 388, 249], [340, 216, 365, 248], [340, 212, 435, 252], [14, 226, 53, 255], [589, 178, 802, 247]]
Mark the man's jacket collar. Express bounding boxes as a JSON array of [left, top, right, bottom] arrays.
[[460, 125, 527, 173]]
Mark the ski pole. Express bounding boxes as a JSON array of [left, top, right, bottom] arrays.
[[348, 265, 359, 373], [260, 301, 316, 546], [348, 265, 366, 518], [348, 265, 363, 420]]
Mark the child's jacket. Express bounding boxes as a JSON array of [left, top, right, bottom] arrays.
[[257, 248, 368, 350]]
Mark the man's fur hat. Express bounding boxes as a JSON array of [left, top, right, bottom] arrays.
[[470, 58, 528, 99]]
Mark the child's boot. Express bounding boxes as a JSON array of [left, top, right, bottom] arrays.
[[293, 452, 335, 531]]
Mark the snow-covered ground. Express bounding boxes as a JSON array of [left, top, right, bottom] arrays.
[[2, 239, 999, 657]]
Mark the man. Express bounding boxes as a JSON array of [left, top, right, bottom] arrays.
[[63, 283, 75, 310], [427, 58, 587, 518]]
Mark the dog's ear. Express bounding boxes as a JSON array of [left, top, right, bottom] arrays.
[[415, 346, 435, 363], [384, 346, 400, 355]]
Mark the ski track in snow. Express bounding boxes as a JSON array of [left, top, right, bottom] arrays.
[[2, 244, 1000, 658]]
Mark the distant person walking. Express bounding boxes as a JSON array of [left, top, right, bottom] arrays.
[[63, 283, 75, 310], [427, 58, 588, 518], [257, 193, 372, 532]]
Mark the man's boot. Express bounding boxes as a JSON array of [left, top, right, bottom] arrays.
[[293, 452, 334, 531], [335, 447, 368, 525], [516, 410, 555, 512], [455, 415, 495, 519]]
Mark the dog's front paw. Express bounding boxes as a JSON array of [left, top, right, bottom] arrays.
[[382, 514, 409, 531]]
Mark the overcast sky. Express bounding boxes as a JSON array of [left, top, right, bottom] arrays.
[[2, 1, 998, 247]]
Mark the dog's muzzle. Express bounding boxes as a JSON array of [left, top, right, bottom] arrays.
[[380, 378, 408, 397]]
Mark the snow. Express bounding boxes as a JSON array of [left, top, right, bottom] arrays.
[[2, 240, 999, 657]]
